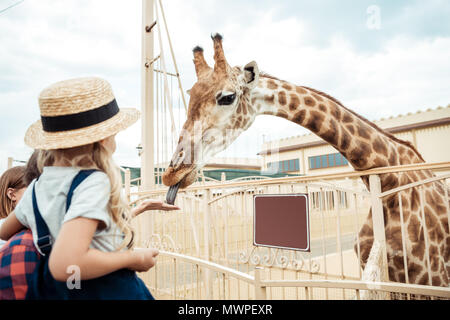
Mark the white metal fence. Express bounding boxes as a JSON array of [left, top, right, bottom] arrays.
[[128, 162, 450, 300]]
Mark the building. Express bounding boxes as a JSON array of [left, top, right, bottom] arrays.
[[258, 105, 450, 176], [122, 157, 294, 187]]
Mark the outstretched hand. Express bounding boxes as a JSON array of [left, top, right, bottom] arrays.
[[132, 199, 180, 218]]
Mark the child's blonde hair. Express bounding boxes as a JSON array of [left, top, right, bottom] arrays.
[[37, 141, 134, 250]]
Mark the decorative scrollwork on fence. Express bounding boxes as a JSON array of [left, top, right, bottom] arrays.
[[239, 246, 320, 274], [146, 234, 182, 253], [290, 253, 320, 273]]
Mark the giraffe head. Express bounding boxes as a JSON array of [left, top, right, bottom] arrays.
[[162, 34, 260, 188]]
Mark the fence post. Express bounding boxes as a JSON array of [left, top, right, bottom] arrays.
[[333, 190, 345, 298], [369, 174, 389, 282], [125, 168, 131, 203], [200, 169, 206, 185], [7, 157, 13, 169], [203, 189, 213, 299], [254, 267, 266, 300]]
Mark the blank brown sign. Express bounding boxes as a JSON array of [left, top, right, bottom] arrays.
[[253, 194, 310, 251]]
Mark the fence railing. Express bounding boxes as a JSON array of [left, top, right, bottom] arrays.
[[131, 161, 450, 197], [138, 249, 450, 300], [130, 161, 450, 300]]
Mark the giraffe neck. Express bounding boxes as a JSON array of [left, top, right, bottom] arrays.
[[248, 77, 447, 288], [251, 76, 424, 171]]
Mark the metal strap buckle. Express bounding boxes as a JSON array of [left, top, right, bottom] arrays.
[[37, 235, 53, 249]]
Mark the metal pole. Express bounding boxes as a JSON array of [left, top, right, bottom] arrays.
[[157, 0, 188, 114], [369, 174, 389, 282], [333, 189, 345, 298], [7, 157, 13, 169], [125, 168, 131, 203], [141, 0, 156, 190], [254, 267, 266, 300], [203, 189, 213, 299]]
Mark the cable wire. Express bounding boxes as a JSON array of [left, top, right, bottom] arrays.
[[0, 0, 25, 16]]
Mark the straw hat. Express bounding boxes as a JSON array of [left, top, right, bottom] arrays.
[[24, 77, 140, 150]]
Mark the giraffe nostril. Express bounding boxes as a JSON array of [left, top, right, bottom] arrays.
[[169, 148, 184, 169]]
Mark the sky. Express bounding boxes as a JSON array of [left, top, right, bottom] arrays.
[[1, 0, 449, 173]]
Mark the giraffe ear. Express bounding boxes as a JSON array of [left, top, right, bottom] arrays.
[[243, 61, 259, 90]]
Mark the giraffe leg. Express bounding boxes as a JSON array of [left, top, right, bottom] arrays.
[[356, 207, 401, 283], [443, 235, 450, 285], [355, 208, 374, 270]]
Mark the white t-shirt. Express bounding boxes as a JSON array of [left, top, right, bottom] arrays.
[[14, 166, 125, 254]]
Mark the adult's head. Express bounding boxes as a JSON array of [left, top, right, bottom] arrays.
[[0, 166, 27, 218], [24, 150, 42, 186]]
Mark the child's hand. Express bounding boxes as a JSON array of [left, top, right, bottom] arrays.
[[132, 199, 180, 218], [128, 248, 159, 272]]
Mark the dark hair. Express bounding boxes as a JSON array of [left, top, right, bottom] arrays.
[[0, 166, 26, 218], [24, 150, 42, 186]]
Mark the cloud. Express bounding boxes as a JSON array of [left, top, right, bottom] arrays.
[[169, 3, 450, 157], [0, 0, 449, 173], [0, 0, 142, 172]]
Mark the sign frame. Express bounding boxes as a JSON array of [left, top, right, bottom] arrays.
[[253, 193, 310, 252]]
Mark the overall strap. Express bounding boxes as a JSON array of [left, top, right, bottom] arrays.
[[32, 184, 52, 256], [32, 169, 98, 255], [66, 169, 97, 211]]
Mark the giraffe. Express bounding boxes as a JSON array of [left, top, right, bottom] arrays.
[[162, 34, 450, 287]]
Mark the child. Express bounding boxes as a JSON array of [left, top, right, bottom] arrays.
[[0, 77, 179, 299], [0, 158, 41, 299], [0, 166, 27, 246], [0, 166, 27, 223]]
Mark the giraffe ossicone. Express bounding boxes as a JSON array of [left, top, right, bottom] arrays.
[[162, 33, 449, 287]]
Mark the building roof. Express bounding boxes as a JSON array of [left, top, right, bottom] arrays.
[[258, 105, 450, 156], [155, 157, 262, 170], [120, 167, 294, 186]]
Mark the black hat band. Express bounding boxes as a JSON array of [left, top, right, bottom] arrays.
[[41, 99, 119, 132]]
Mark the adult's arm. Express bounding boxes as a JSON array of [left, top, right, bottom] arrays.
[[131, 199, 180, 218]]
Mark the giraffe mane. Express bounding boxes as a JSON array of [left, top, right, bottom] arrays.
[[302, 86, 425, 162], [258, 73, 425, 162], [259, 72, 279, 81]]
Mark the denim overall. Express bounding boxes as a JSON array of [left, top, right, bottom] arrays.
[[26, 170, 154, 300]]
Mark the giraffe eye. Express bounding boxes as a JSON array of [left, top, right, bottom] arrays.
[[217, 93, 236, 106]]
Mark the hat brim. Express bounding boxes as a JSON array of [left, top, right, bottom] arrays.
[[24, 108, 140, 150]]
